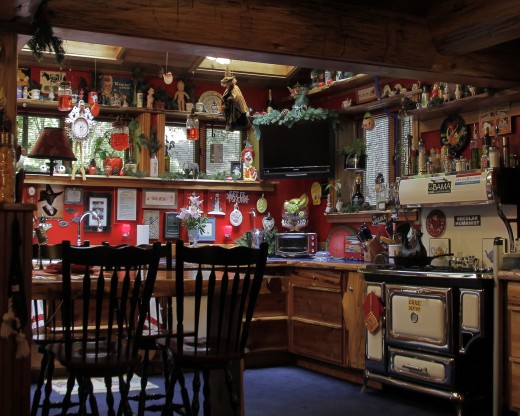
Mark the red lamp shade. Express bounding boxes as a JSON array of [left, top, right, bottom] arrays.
[[121, 223, 131, 235], [28, 127, 76, 176]]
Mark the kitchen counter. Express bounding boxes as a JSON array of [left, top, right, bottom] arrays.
[[498, 270, 520, 281], [266, 257, 368, 271]]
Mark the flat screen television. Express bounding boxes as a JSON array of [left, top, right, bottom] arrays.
[[258, 121, 335, 179]]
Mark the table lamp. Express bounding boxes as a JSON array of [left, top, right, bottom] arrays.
[[28, 127, 77, 176]]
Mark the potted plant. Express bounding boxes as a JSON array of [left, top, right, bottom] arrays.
[[90, 132, 124, 175], [343, 138, 367, 170]]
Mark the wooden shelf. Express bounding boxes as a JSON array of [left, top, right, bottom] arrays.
[[17, 99, 225, 123], [407, 87, 520, 121], [339, 88, 422, 116], [24, 173, 276, 192], [325, 209, 418, 224]]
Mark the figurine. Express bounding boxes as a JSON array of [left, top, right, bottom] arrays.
[[221, 69, 249, 130], [241, 143, 257, 181], [174, 80, 189, 111], [146, 87, 154, 109]]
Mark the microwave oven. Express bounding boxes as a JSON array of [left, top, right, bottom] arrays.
[[275, 232, 317, 257]]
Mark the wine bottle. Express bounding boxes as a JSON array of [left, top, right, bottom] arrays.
[[266, 89, 273, 113], [351, 173, 365, 207]]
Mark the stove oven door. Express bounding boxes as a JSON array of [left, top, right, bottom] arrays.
[[386, 285, 452, 353]]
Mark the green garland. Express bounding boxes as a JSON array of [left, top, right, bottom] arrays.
[[252, 108, 339, 139]]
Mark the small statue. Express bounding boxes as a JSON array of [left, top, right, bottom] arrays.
[[174, 80, 190, 112], [242, 143, 257, 181], [146, 87, 154, 109]]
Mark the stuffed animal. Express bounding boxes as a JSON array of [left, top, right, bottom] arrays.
[[221, 70, 249, 130]]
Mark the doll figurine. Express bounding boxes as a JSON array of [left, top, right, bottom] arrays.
[[174, 80, 190, 111]]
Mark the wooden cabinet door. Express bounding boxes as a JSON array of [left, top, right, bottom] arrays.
[[343, 272, 366, 370], [289, 269, 344, 365]]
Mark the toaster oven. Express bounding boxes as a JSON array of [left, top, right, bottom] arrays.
[[275, 232, 317, 257]]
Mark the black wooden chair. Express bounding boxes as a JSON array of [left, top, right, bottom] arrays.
[[31, 242, 88, 416], [44, 240, 161, 416], [159, 240, 268, 416]]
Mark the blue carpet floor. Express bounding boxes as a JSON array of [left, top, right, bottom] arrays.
[[31, 365, 455, 415]]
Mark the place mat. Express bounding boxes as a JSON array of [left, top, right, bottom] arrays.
[[325, 225, 356, 259], [52, 376, 157, 395]]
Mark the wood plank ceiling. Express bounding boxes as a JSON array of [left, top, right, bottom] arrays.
[[2, 0, 520, 89]]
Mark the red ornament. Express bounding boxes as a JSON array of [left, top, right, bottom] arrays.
[[426, 209, 446, 237]]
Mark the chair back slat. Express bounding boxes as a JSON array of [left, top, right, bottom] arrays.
[[174, 240, 268, 361]]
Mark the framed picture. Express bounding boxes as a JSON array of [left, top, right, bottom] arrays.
[[356, 85, 377, 103], [230, 161, 242, 180], [143, 210, 160, 239], [479, 104, 512, 137], [84, 192, 111, 232], [428, 238, 451, 257], [142, 189, 178, 209], [117, 188, 137, 221], [63, 187, 83, 205], [199, 218, 216, 242]]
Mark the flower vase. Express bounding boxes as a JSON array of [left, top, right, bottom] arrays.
[[150, 152, 159, 177], [188, 229, 199, 247]]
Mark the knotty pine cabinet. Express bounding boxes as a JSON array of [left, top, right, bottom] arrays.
[[288, 267, 366, 379], [507, 281, 520, 413]]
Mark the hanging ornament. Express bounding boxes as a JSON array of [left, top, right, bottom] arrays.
[[163, 52, 173, 84], [230, 202, 243, 226], [362, 112, 375, 131], [256, 194, 267, 213]]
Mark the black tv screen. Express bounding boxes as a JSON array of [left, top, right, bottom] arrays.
[[258, 121, 335, 179]]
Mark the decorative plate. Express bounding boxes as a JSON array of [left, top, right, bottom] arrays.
[[440, 114, 468, 156], [426, 209, 446, 237], [199, 91, 223, 114], [325, 225, 357, 259]]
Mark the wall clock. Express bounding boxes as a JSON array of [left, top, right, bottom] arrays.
[[426, 209, 446, 237], [65, 100, 96, 141]]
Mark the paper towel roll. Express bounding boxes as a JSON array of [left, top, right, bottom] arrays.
[[137, 224, 150, 245]]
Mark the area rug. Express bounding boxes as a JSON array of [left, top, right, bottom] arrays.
[[52, 376, 158, 395]]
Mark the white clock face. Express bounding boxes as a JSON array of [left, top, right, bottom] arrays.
[[72, 117, 89, 139]]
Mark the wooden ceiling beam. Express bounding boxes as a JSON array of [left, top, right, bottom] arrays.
[[427, 0, 520, 55], [3, 0, 520, 88]]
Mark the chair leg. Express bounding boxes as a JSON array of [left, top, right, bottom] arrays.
[[30, 347, 49, 416], [202, 370, 211, 416], [192, 369, 201, 416], [162, 364, 192, 416], [137, 350, 151, 416], [224, 365, 240, 416], [105, 375, 116, 416], [42, 352, 56, 416]]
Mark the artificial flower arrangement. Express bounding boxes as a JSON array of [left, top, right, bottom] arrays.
[[177, 195, 207, 233]]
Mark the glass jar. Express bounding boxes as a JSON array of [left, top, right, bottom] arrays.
[[186, 108, 199, 140], [110, 120, 129, 151], [58, 81, 72, 111], [0, 132, 16, 203]]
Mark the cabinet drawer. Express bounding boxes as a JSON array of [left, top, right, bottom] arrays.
[[509, 306, 520, 358], [290, 268, 342, 289], [291, 285, 342, 325], [290, 320, 343, 364], [509, 359, 520, 411], [507, 282, 520, 306]]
